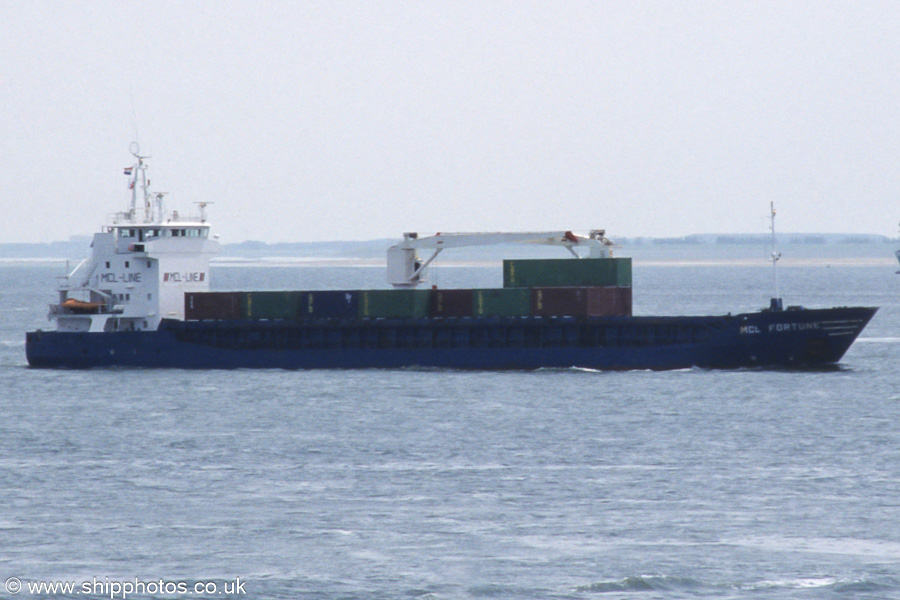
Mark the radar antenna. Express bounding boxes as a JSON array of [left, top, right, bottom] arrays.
[[195, 202, 214, 223]]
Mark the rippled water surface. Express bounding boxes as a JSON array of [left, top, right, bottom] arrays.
[[1, 259, 899, 599]]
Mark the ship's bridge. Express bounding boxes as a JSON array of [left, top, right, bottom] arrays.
[[115, 225, 210, 240], [112, 222, 212, 254]]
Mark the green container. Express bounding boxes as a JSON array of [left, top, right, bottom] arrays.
[[358, 289, 432, 318], [240, 291, 304, 320], [503, 257, 632, 288], [472, 288, 532, 317]]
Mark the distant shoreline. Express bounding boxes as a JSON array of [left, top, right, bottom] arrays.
[[5, 256, 894, 269], [2, 233, 896, 265]]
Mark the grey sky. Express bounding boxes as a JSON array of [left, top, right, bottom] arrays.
[[3, 1, 899, 244]]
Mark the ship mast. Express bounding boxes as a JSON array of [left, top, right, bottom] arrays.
[[127, 141, 152, 223], [769, 201, 783, 311]]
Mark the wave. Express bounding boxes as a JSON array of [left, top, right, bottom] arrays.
[[732, 535, 900, 561], [856, 336, 900, 344], [468, 583, 556, 598], [576, 575, 701, 593], [744, 577, 838, 591], [533, 366, 607, 374], [533, 366, 695, 374], [576, 574, 900, 596], [741, 576, 900, 595]]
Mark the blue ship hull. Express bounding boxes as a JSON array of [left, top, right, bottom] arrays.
[[26, 306, 876, 370]]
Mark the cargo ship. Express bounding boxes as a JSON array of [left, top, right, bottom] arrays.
[[25, 150, 877, 370]]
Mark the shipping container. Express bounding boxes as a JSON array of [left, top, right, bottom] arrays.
[[301, 290, 359, 319], [585, 286, 632, 317], [532, 287, 632, 317], [184, 292, 242, 320], [358, 289, 432, 318], [504, 257, 632, 288], [430, 289, 474, 318], [241, 291, 304, 320], [532, 287, 587, 317], [472, 288, 532, 317]]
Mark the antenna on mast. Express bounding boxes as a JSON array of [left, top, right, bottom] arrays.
[[128, 142, 152, 222], [769, 201, 783, 311]]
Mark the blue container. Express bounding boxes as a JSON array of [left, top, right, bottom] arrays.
[[301, 290, 359, 319]]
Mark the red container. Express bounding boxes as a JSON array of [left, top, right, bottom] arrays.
[[586, 286, 632, 316], [531, 287, 587, 317], [532, 287, 632, 317], [185, 292, 242, 320], [430, 289, 474, 318]]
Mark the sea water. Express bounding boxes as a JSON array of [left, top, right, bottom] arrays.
[[1, 257, 899, 599]]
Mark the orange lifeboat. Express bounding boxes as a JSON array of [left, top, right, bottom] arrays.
[[61, 298, 104, 314]]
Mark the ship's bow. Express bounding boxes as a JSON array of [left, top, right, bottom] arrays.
[[721, 305, 878, 368], [813, 306, 879, 363]]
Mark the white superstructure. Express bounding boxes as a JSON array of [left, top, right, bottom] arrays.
[[50, 145, 220, 333]]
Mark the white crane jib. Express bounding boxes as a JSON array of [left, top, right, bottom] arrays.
[[387, 230, 613, 288]]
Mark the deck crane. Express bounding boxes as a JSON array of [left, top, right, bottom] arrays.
[[387, 230, 614, 288]]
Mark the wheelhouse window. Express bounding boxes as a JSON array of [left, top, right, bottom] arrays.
[[142, 226, 209, 238]]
